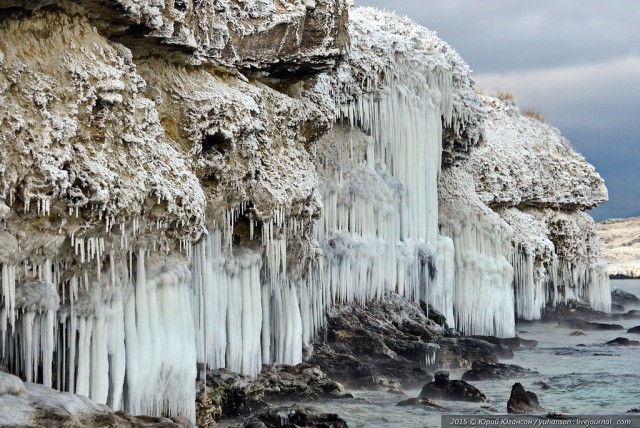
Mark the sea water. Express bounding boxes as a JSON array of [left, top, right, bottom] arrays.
[[218, 280, 640, 427]]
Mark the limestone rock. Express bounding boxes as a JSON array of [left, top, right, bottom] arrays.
[[419, 371, 486, 403], [462, 361, 538, 381], [558, 319, 624, 331], [0, 0, 350, 74], [396, 397, 444, 409], [606, 337, 640, 346], [507, 382, 546, 414], [242, 404, 348, 428]]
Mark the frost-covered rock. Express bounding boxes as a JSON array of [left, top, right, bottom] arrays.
[[446, 95, 612, 322], [0, 372, 190, 427], [0, 0, 612, 422], [470, 96, 607, 209], [0, 0, 349, 72]]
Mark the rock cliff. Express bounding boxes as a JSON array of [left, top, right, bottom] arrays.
[[0, 1, 610, 422]]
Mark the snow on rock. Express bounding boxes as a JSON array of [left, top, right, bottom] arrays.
[[460, 96, 610, 319], [0, 0, 612, 422], [469, 96, 607, 209], [0, 0, 350, 73], [597, 217, 640, 278], [0, 9, 206, 252], [0, 371, 191, 427]]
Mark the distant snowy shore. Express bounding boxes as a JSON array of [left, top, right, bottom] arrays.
[[598, 217, 640, 278]]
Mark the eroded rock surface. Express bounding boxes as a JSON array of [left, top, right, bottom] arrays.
[[462, 361, 539, 381], [197, 364, 348, 421], [507, 382, 546, 414], [419, 371, 486, 403], [242, 404, 348, 428], [309, 294, 513, 391]]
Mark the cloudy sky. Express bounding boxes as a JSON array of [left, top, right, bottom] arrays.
[[355, 0, 640, 221]]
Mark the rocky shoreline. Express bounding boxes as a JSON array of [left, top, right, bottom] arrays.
[[4, 286, 640, 427], [196, 286, 640, 427]]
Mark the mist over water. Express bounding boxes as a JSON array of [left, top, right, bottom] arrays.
[[220, 280, 640, 428]]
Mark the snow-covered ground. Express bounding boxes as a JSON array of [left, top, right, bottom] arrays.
[[597, 217, 640, 277]]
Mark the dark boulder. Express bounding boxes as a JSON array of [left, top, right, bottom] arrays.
[[436, 337, 514, 369], [469, 335, 538, 349], [419, 371, 486, 402], [612, 303, 626, 312], [462, 361, 538, 381], [308, 345, 378, 390], [396, 397, 444, 409], [507, 383, 546, 414], [628, 325, 640, 334], [201, 364, 348, 419], [533, 380, 550, 390], [606, 337, 640, 346], [611, 288, 640, 306], [311, 296, 444, 390], [608, 310, 640, 320], [310, 343, 433, 390], [458, 338, 514, 359], [423, 303, 449, 329], [242, 405, 348, 428], [558, 319, 624, 331]]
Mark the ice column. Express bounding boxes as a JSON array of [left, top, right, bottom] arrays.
[[1, 280, 59, 387], [316, 64, 451, 308], [124, 249, 196, 420], [192, 226, 264, 376], [438, 169, 515, 337], [430, 236, 456, 329]]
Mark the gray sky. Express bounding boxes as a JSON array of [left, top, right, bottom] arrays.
[[355, 0, 640, 221]]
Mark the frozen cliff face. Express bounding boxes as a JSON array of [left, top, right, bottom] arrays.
[[436, 167, 515, 337], [470, 97, 607, 209], [597, 217, 640, 278], [0, 2, 341, 420], [458, 96, 610, 319], [1, 0, 349, 73], [0, 0, 612, 421]]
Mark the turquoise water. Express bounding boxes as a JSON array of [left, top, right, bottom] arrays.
[[219, 280, 640, 427]]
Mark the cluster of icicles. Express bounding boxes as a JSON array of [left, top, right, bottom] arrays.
[[0, 62, 610, 422]]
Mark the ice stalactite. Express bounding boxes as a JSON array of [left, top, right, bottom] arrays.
[[425, 343, 440, 367], [56, 266, 128, 411], [467, 96, 611, 318], [494, 208, 555, 321], [1, 279, 59, 388], [315, 65, 450, 309], [511, 249, 547, 320], [191, 208, 305, 376], [1, 249, 197, 421], [438, 168, 515, 337], [122, 250, 196, 420], [430, 236, 456, 329]]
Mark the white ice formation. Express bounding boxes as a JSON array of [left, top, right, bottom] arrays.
[[0, 2, 610, 422], [462, 96, 611, 317]]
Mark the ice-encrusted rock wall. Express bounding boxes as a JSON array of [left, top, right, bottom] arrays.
[[3, 0, 349, 72], [0, 1, 611, 422], [442, 95, 611, 324], [0, 1, 347, 421]]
